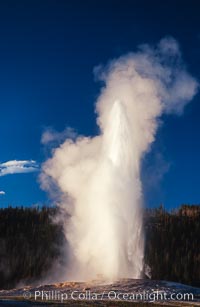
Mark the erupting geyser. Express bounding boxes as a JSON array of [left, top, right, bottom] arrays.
[[41, 37, 198, 282]]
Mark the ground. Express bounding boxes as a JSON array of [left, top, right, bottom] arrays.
[[0, 279, 199, 306]]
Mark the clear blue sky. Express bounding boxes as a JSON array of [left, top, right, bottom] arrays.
[[0, 0, 199, 209]]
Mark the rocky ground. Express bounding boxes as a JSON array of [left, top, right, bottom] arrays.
[[0, 279, 199, 306]]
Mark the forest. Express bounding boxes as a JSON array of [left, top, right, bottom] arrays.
[[0, 204, 199, 289]]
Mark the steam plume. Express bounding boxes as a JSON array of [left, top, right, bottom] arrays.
[[41, 37, 198, 281]]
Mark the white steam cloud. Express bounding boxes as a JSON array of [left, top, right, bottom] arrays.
[[41, 37, 198, 282], [41, 127, 77, 145]]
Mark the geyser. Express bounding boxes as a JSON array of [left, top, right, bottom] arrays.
[[41, 37, 198, 282]]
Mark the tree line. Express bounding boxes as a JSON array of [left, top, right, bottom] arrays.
[[145, 204, 200, 287], [0, 204, 199, 289]]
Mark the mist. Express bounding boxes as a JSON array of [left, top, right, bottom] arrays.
[[40, 37, 198, 282]]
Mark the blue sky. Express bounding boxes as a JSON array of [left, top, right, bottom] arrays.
[[0, 0, 199, 209]]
